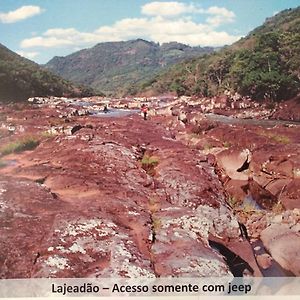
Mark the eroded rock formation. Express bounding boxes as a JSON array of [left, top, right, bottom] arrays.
[[0, 95, 299, 278], [0, 102, 258, 278]]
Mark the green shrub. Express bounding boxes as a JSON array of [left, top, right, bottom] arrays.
[[259, 131, 290, 144], [271, 134, 290, 144], [0, 160, 7, 168], [141, 155, 159, 166], [227, 196, 238, 207], [141, 155, 159, 176], [272, 202, 284, 214], [152, 217, 162, 232], [149, 197, 160, 213], [223, 141, 232, 148], [203, 143, 213, 150], [0, 136, 40, 156], [41, 131, 57, 138]]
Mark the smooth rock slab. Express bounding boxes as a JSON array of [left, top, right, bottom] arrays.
[[0, 176, 67, 278], [216, 148, 251, 181], [260, 224, 300, 276]]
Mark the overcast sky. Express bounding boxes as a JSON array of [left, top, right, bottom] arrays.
[[0, 0, 299, 63]]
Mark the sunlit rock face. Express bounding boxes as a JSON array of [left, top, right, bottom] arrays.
[[261, 224, 300, 276], [0, 101, 245, 279], [1, 95, 299, 278]]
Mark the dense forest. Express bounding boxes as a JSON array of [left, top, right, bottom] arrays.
[[140, 7, 300, 101], [0, 43, 94, 102]]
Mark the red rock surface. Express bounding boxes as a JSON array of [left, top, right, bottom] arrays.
[[151, 99, 300, 276], [1, 95, 299, 278], [0, 103, 254, 279], [271, 97, 300, 122]]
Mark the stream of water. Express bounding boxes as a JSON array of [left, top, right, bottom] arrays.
[[205, 113, 300, 127], [92, 109, 140, 117]]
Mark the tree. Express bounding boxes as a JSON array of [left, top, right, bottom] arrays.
[[170, 80, 187, 96], [228, 33, 299, 101], [206, 52, 233, 88]]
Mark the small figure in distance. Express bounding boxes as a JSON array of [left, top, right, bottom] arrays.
[[141, 104, 148, 120], [103, 105, 109, 113]]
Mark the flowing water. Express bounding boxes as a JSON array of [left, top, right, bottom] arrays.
[[92, 108, 140, 118], [205, 113, 300, 127]]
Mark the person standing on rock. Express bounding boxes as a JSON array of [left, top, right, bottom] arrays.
[[141, 104, 148, 120], [103, 104, 109, 113]]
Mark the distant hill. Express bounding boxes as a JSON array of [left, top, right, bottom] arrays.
[[141, 7, 300, 101], [45, 39, 214, 96], [0, 43, 94, 103]]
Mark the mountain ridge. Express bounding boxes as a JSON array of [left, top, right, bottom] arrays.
[[0, 43, 94, 102], [45, 39, 214, 96]]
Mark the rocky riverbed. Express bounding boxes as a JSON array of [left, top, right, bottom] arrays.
[[0, 96, 299, 278]]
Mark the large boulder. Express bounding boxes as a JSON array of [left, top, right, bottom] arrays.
[[260, 223, 300, 276], [216, 148, 251, 181]]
